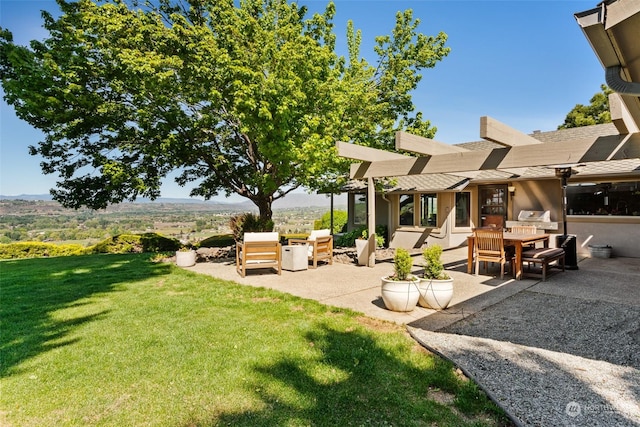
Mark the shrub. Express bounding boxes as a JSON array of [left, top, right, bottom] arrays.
[[335, 225, 387, 248], [392, 248, 414, 281], [91, 233, 180, 254], [198, 234, 235, 248], [140, 233, 182, 252], [335, 227, 364, 247], [361, 227, 386, 249], [314, 210, 348, 234], [0, 242, 88, 259], [422, 244, 450, 280], [229, 213, 274, 242]]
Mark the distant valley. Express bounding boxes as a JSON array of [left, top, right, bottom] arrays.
[[0, 192, 347, 212], [0, 192, 347, 246]]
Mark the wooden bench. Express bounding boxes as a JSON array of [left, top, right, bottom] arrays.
[[521, 248, 565, 281]]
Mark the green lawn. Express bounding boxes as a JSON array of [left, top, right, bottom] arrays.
[[1, 254, 509, 426]]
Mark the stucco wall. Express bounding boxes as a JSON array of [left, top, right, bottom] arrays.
[[566, 217, 640, 258], [348, 179, 640, 258], [510, 180, 563, 230]]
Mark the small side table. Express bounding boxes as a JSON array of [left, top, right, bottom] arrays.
[[282, 244, 308, 271]]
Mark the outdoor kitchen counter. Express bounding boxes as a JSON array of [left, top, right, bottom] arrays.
[[467, 233, 550, 280]]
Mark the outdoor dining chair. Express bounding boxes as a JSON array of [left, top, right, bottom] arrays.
[[473, 228, 513, 279], [510, 225, 538, 267]]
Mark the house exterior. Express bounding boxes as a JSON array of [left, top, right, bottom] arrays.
[[339, 0, 640, 261], [343, 123, 640, 258]]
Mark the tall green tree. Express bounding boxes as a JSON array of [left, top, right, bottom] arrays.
[[0, 0, 449, 219], [558, 84, 613, 129]]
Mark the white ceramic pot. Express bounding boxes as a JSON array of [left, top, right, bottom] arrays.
[[380, 276, 420, 312], [176, 250, 196, 267], [356, 239, 369, 266], [418, 278, 454, 310]]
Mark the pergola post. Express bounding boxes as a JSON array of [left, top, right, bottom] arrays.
[[367, 177, 376, 267]]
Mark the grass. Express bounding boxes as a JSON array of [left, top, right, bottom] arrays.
[[1, 254, 509, 426]]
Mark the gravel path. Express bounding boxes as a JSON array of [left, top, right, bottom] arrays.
[[408, 257, 640, 427]]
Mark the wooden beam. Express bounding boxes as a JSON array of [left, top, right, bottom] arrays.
[[395, 131, 468, 155], [350, 133, 640, 178], [336, 141, 408, 162], [480, 116, 543, 147], [610, 92, 640, 135], [367, 177, 376, 267]]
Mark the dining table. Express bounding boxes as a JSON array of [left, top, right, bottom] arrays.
[[467, 232, 550, 280]]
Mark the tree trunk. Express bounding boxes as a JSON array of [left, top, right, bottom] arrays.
[[252, 195, 274, 222]]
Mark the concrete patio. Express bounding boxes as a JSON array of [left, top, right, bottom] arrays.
[[188, 246, 536, 324]]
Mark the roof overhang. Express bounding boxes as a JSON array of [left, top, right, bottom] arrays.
[[575, 0, 640, 132]]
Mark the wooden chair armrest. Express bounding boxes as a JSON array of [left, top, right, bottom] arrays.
[[288, 239, 309, 245]]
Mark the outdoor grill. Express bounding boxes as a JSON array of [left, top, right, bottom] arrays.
[[506, 210, 558, 231]]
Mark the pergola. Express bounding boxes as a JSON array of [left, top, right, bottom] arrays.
[[338, 117, 640, 266]]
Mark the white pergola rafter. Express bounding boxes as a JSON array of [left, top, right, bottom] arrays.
[[394, 131, 469, 155], [480, 116, 543, 147], [336, 141, 409, 161], [609, 92, 640, 135], [349, 132, 640, 179], [337, 115, 640, 266]]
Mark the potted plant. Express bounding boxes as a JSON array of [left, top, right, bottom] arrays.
[[418, 244, 453, 309], [355, 230, 369, 266], [380, 248, 420, 312], [175, 246, 197, 267]]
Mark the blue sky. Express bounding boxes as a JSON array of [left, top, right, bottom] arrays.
[[0, 0, 603, 200]]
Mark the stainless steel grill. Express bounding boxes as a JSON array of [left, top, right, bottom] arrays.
[[506, 210, 558, 231]]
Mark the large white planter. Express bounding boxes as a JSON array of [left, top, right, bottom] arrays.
[[418, 278, 454, 310], [356, 239, 369, 266], [380, 277, 420, 312], [176, 250, 196, 267]]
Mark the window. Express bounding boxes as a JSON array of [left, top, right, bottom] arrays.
[[399, 194, 414, 225], [353, 194, 367, 225], [420, 194, 437, 226], [455, 192, 471, 227], [479, 185, 507, 229], [567, 181, 640, 216]]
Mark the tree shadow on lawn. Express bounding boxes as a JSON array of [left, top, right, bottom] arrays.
[[0, 254, 171, 377], [210, 322, 504, 426]]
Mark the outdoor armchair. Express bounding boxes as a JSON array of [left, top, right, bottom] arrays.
[[236, 232, 282, 277], [288, 229, 333, 269]]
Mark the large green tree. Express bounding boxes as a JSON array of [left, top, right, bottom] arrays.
[[0, 0, 449, 219], [558, 84, 613, 129]]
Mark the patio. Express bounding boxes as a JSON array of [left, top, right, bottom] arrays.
[[188, 246, 536, 325]]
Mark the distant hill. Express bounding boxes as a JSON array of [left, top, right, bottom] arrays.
[[273, 192, 346, 209], [0, 194, 54, 201], [0, 192, 347, 210]]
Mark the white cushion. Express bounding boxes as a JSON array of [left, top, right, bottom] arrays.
[[244, 232, 279, 242], [308, 229, 330, 241]]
